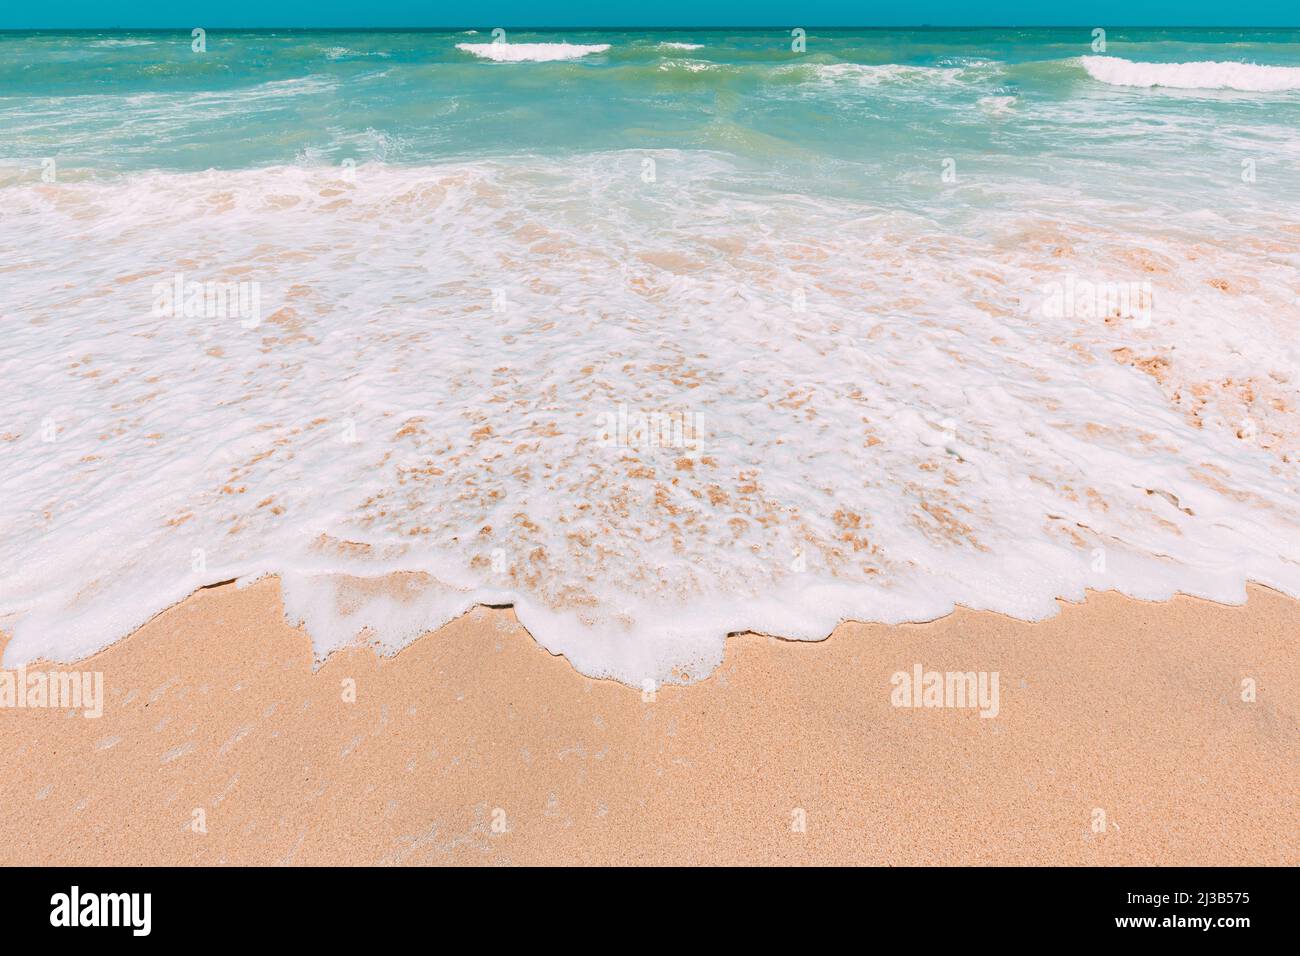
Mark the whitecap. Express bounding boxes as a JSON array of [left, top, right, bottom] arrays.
[[1081, 56, 1300, 92], [455, 42, 610, 63], [800, 62, 969, 86]]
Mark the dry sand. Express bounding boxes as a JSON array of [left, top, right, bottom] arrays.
[[1, 577, 1296, 865]]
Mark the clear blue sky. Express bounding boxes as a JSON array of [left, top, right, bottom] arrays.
[[3, 2, 1298, 29]]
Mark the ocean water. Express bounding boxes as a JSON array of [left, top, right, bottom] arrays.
[[3, 28, 1300, 683]]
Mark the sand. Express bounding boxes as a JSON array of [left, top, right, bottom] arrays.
[[1, 577, 1296, 866]]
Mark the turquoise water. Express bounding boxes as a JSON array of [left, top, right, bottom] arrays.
[[3, 28, 1300, 208], [4, 29, 1300, 680]]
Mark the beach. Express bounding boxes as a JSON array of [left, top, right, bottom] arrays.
[[3, 27, 1300, 869], [2, 579, 1295, 866], [7, 29, 1300, 687]]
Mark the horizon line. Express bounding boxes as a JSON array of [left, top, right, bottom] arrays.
[[4, 24, 1300, 32]]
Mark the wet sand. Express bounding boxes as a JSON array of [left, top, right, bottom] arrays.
[[1, 577, 1296, 865]]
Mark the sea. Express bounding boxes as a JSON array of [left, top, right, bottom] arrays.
[[3, 27, 1299, 682]]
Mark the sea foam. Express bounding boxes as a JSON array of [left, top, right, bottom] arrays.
[[455, 42, 611, 62], [3, 156, 1300, 685], [1081, 56, 1300, 92], [804, 62, 970, 86]]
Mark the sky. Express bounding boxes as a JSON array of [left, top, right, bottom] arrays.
[[3, 2, 1299, 29]]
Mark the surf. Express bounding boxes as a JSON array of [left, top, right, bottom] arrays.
[[4, 155, 1300, 685], [1080, 55, 1300, 91], [455, 42, 611, 62]]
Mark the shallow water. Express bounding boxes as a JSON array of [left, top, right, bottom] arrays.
[[3, 28, 1300, 682]]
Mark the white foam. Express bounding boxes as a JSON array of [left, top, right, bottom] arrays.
[[978, 94, 1017, 113], [1081, 56, 1300, 92], [455, 42, 610, 63], [659, 59, 716, 73], [3, 155, 1299, 685], [801, 62, 970, 87], [324, 47, 391, 60], [659, 42, 704, 51]]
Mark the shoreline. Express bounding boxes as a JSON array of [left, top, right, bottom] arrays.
[[1, 576, 1296, 865], [5, 573, 1292, 682]]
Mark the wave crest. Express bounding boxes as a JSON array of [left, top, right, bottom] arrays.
[[455, 42, 611, 63], [1081, 55, 1300, 92]]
